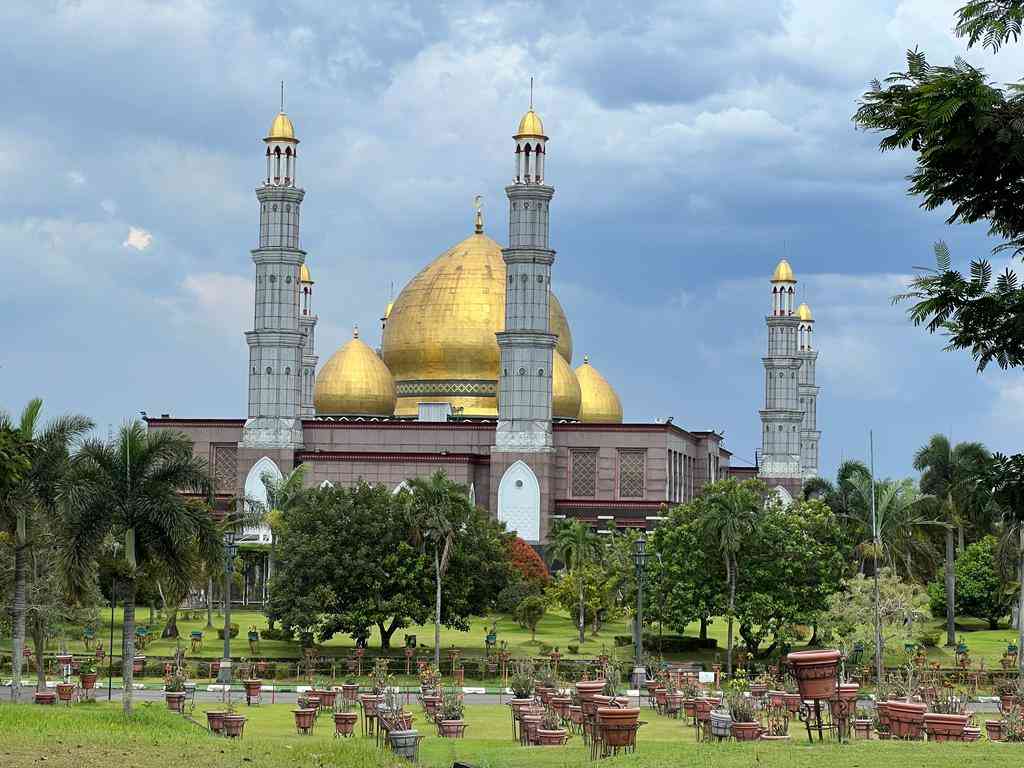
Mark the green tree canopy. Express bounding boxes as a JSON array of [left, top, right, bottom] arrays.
[[928, 534, 1014, 629]]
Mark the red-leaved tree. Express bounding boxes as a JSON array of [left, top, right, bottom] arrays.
[[509, 537, 550, 586]]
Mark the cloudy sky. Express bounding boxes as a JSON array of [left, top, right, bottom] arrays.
[[4, 0, 1024, 480]]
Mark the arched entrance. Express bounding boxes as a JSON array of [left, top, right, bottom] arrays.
[[497, 460, 541, 543]]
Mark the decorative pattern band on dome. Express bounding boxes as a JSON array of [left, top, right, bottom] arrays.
[[395, 379, 498, 397]]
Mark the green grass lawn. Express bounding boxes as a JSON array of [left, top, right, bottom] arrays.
[[3, 699, 1024, 768]]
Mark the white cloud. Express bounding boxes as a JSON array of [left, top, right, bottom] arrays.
[[159, 272, 252, 338], [100, 199, 118, 215], [123, 226, 153, 251], [67, 170, 86, 186]]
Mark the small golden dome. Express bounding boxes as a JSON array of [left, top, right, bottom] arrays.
[[552, 352, 581, 419], [299, 263, 313, 284], [314, 328, 396, 416], [575, 356, 623, 423], [771, 259, 796, 283], [797, 302, 813, 322], [516, 109, 546, 138], [267, 112, 296, 141], [381, 231, 572, 416]]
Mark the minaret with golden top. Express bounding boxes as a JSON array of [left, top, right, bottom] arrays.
[[241, 100, 308, 448], [494, 98, 557, 452]]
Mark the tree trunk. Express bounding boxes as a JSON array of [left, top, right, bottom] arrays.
[[377, 618, 401, 649], [206, 577, 214, 629], [266, 545, 276, 630], [945, 526, 956, 647], [162, 599, 180, 639], [699, 616, 708, 642], [1018, 526, 1024, 677], [578, 577, 585, 645], [122, 583, 136, 715], [434, 549, 442, 670], [958, 524, 965, 554], [10, 539, 27, 701], [725, 552, 735, 677]]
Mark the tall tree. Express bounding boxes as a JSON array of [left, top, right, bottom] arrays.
[[402, 472, 473, 669], [0, 399, 91, 700], [913, 435, 991, 646], [698, 478, 763, 675], [61, 422, 218, 714], [250, 464, 307, 627], [549, 520, 602, 645], [987, 452, 1024, 671]]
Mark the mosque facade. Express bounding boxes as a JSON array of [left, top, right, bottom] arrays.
[[148, 104, 819, 546]]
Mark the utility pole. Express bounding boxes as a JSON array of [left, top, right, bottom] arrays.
[[870, 431, 883, 686]]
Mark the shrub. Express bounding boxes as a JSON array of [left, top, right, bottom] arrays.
[[916, 630, 940, 648], [567, 644, 579, 655], [261, 626, 291, 641], [612, 634, 717, 652], [217, 623, 240, 640]]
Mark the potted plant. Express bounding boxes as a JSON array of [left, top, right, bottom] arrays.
[[923, 689, 970, 742], [341, 676, 359, 703], [78, 659, 98, 692], [760, 705, 790, 741], [887, 699, 927, 740], [537, 705, 569, 745], [510, 661, 536, 705], [164, 673, 187, 713], [293, 706, 317, 734], [206, 709, 227, 733], [55, 678, 76, 704], [728, 694, 760, 741], [785, 649, 841, 701], [853, 705, 873, 739], [33, 689, 57, 705], [682, 680, 701, 718], [986, 718, 1006, 742], [223, 703, 247, 739], [333, 698, 358, 737], [389, 729, 421, 760], [782, 678, 802, 715], [997, 679, 1019, 714], [437, 688, 466, 738], [243, 677, 263, 706], [709, 703, 732, 740]]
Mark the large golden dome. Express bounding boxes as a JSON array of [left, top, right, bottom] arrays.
[[771, 259, 795, 283], [552, 352, 581, 419], [576, 356, 623, 423], [516, 109, 546, 138], [266, 112, 296, 142], [381, 231, 573, 417], [314, 329, 396, 416]]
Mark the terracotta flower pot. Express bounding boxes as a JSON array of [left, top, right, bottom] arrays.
[[438, 719, 466, 738], [293, 708, 317, 734], [786, 649, 841, 701], [165, 691, 186, 712], [520, 712, 543, 744], [33, 691, 57, 705], [550, 695, 571, 719], [853, 718, 872, 739], [206, 710, 227, 733], [597, 707, 641, 747], [341, 683, 359, 702], [876, 701, 891, 730], [314, 689, 336, 709], [56, 682, 76, 703], [731, 721, 761, 741], [1000, 693, 1016, 713], [783, 693, 803, 714], [569, 705, 584, 725], [509, 697, 533, 715], [767, 690, 785, 708], [422, 694, 441, 717], [683, 698, 697, 717], [760, 733, 791, 741], [576, 679, 606, 702], [986, 719, 1006, 742], [962, 726, 981, 742], [79, 673, 97, 690], [333, 711, 357, 737], [243, 679, 262, 705], [223, 714, 246, 739], [536, 727, 568, 746], [923, 712, 969, 743], [887, 700, 926, 740]]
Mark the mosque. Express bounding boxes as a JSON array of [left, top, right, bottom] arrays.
[[148, 102, 821, 550]]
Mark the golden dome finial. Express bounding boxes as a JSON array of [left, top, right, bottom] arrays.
[[583, 354, 590, 365], [515, 80, 546, 138], [353, 324, 360, 339], [771, 259, 796, 283], [474, 195, 483, 234]]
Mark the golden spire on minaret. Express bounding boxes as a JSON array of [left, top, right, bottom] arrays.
[[474, 195, 484, 233]]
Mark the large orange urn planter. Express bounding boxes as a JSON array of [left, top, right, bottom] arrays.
[[786, 649, 841, 700], [731, 721, 761, 741], [887, 700, 926, 740], [293, 708, 317, 735], [597, 707, 641, 747], [333, 711, 357, 737], [923, 712, 969, 742]]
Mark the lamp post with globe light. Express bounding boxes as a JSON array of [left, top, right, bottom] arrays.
[[632, 535, 648, 690], [217, 529, 238, 685]]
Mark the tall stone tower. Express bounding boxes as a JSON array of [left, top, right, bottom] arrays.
[[495, 106, 556, 452], [758, 259, 804, 498], [796, 302, 820, 479], [298, 264, 318, 417], [240, 110, 307, 448], [491, 103, 557, 545]]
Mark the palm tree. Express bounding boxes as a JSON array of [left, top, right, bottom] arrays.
[[698, 479, 761, 676], [549, 520, 601, 645], [404, 471, 472, 670], [845, 474, 939, 580], [62, 421, 218, 713], [0, 399, 92, 699], [249, 465, 307, 624], [914, 435, 991, 646]]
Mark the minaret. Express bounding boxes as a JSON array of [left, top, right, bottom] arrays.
[[494, 101, 557, 452], [240, 106, 307, 447], [758, 259, 804, 498], [797, 302, 820, 479], [299, 263, 318, 417]]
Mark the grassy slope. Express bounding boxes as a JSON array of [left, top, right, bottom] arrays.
[[3, 606, 1018, 669], [3, 701, 1023, 768]]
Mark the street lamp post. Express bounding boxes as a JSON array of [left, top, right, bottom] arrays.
[[217, 529, 238, 685], [632, 535, 648, 690]]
